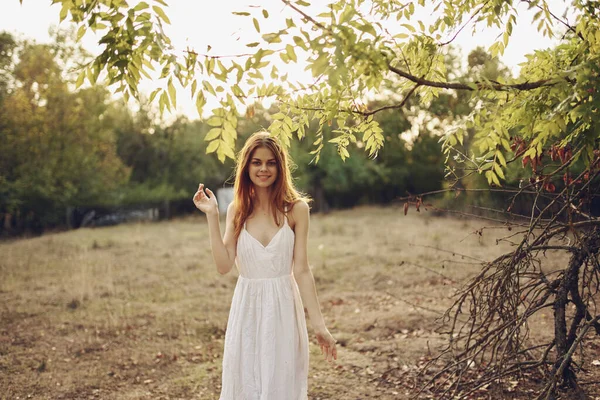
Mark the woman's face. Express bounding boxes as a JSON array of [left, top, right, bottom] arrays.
[[248, 146, 278, 189]]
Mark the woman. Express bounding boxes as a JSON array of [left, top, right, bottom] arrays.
[[193, 131, 337, 399]]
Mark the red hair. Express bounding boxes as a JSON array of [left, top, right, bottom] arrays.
[[233, 132, 310, 239]]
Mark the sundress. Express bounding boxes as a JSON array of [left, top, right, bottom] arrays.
[[219, 208, 309, 400]]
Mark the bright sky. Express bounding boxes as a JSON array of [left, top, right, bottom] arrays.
[[1, 0, 569, 119]]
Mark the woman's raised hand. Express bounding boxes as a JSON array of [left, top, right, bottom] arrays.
[[193, 183, 218, 215]]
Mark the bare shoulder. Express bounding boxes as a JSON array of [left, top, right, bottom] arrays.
[[227, 201, 237, 213], [226, 201, 237, 220], [289, 200, 310, 230], [290, 199, 310, 215]]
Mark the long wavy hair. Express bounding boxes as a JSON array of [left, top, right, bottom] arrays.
[[233, 131, 310, 239]]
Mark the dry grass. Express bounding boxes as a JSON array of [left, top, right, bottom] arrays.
[[1, 205, 599, 399]]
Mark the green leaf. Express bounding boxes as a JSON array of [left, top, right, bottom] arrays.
[[253, 18, 260, 33], [59, 4, 69, 22], [75, 69, 86, 89], [494, 163, 505, 180], [293, 36, 307, 50], [339, 146, 349, 160], [207, 116, 223, 127], [401, 23, 416, 33], [310, 53, 329, 77], [202, 81, 216, 96], [191, 80, 198, 97], [77, 25, 86, 41], [205, 128, 222, 141], [195, 92, 206, 117], [491, 171, 501, 186], [262, 9, 269, 18], [221, 143, 236, 160], [206, 140, 220, 154], [133, 2, 149, 11], [167, 78, 177, 109], [159, 90, 170, 113], [152, 5, 171, 24], [149, 88, 161, 103], [357, 24, 377, 36], [262, 33, 281, 43], [496, 151, 507, 167], [339, 7, 353, 24], [286, 44, 297, 62]]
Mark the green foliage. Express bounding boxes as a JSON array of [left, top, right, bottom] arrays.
[[0, 32, 17, 101], [111, 109, 235, 205], [50, 0, 599, 196], [441, 5, 600, 188], [0, 32, 130, 230]]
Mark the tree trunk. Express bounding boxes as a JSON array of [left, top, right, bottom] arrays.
[[552, 228, 600, 393], [66, 206, 74, 229], [3, 212, 12, 234], [163, 199, 171, 220]]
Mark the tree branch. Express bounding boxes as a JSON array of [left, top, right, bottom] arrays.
[[282, 83, 419, 117], [361, 83, 419, 116], [387, 63, 561, 91], [184, 49, 258, 59], [438, 1, 490, 46], [281, 0, 332, 33]]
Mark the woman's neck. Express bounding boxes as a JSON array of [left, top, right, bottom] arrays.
[[253, 186, 272, 212]]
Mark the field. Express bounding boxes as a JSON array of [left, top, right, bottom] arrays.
[[1, 206, 599, 399]]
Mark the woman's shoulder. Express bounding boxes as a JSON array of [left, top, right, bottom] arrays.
[[289, 198, 309, 209], [286, 199, 309, 230], [288, 199, 310, 218], [227, 201, 237, 215]]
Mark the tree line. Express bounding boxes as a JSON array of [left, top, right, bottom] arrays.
[[1, 28, 527, 236], [0, 30, 405, 234]]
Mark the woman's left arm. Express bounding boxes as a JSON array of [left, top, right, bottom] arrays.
[[292, 200, 337, 362]]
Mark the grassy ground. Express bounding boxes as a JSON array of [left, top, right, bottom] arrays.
[[1, 205, 599, 399]]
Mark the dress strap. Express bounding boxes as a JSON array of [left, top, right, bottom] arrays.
[[283, 205, 288, 226]]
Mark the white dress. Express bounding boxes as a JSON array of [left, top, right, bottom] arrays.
[[219, 209, 309, 400]]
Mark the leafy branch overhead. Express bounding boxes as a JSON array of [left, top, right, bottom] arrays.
[[52, 0, 599, 182]]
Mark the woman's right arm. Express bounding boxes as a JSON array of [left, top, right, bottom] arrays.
[[193, 184, 237, 275]]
